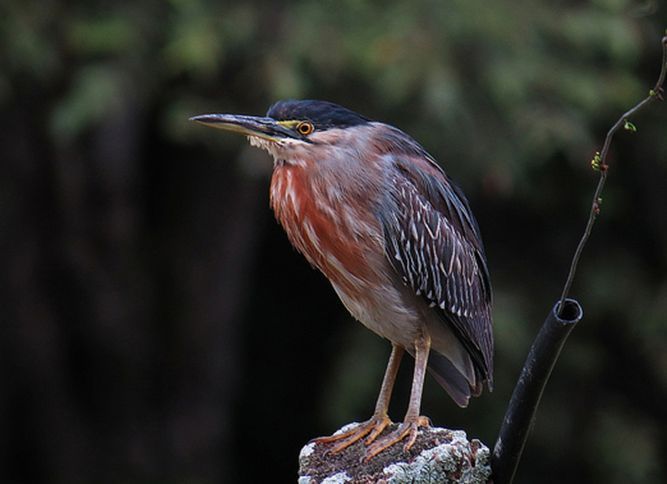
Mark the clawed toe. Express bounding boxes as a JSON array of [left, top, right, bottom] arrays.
[[364, 415, 431, 461], [311, 339, 435, 461], [311, 415, 393, 454]]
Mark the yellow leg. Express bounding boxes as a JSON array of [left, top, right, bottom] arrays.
[[311, 344, 404, 453], [365, 334, 432, 460]]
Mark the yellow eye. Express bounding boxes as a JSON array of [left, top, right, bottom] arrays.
[[296, 121, 314, 136]]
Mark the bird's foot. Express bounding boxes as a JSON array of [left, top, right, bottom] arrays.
[[364, 415, 431, 461], [310, 414, 392, 454]]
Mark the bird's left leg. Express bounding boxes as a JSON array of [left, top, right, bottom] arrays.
[[365, 334, 432, 460], [311, 344, 404, 453]]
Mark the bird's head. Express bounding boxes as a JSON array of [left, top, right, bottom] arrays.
[[190, 99, 371, 164]]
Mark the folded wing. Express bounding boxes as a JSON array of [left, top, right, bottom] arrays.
[[379, 156, 494, 395]]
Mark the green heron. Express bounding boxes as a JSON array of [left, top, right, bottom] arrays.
[[191, 100, 493, 459]]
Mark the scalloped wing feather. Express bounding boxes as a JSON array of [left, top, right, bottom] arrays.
[[380, 156, 494, 387]]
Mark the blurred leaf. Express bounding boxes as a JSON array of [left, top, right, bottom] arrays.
[[67, 15, 138, 55], [50, 63, 125, 141]]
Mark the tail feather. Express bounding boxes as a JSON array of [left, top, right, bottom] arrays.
[[427, 351, 479, 408]]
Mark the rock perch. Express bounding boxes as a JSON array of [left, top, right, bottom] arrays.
[[298, 423, 491, 483]]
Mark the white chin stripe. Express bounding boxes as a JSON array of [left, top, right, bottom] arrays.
[[247, 136, 308, 161], [248, 136, 276, 151]]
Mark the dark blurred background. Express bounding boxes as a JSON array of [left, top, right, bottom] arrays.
[[1, 1, 666, 483]]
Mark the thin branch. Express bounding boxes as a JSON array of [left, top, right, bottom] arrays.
[[557, 33, 667, 317], [492, 33, 667, 484]]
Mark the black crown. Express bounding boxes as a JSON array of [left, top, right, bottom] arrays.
[[267, 99, 369, 129]]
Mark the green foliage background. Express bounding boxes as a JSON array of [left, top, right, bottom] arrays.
[[1, 1, 666, 483]]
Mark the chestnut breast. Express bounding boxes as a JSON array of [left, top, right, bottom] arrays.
[[269, 162, 385, 296]]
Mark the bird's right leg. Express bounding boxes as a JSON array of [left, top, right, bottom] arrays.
[[311, 344, 404, 453]]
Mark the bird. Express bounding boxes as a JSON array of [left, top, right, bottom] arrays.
[[191, 100, 493, 459]]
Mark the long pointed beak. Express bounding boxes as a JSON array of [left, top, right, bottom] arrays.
[[189, 114, 298, 141]]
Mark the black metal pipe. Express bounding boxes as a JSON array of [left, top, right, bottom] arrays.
[[491, 298, 583, 484]]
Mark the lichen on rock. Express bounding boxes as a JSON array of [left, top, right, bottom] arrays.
[[298, 423, 491, 483]]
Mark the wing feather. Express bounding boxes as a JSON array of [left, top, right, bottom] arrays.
[[381, 157, 493, 384]]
